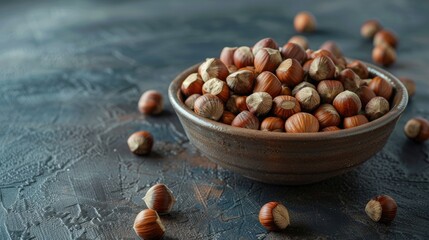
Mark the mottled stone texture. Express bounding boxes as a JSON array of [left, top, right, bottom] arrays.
[[0, 0, 428, 239]]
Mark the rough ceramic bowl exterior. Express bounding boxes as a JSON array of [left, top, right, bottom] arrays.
[[168, 61, 408, 185]]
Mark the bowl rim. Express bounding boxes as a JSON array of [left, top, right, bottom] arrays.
[[168, 59, 408, 141]]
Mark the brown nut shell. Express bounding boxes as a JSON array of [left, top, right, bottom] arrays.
[[259, 202, 290, 231], [234, 46, 254, 68], [184, 94, 201, 110], [321, 126, 341, 132], [254, 48, 282, 73], [314, 104, 341, 128], [309, 56, 336, 81], [361, 20, 382, 39], [253, 38, 279, 55], [276, 59, 304, 87], [333, 90, 362, 118], [138, 90, 164, 115], [194, 94, 224, 121], [246, 92, 273, 116], [198, 58, 229, 82], [294, 11, 316, 33], [404, 117, 429, 143], [373, 30, 398, 48], [280, 43, 307, 64], [226, 70, 255, 95], [372, 44, 396, 67], [285, 112, 319, 133], [202, 78, 230, 102], [288, 35, 309, 50], [127, 131, 154, 155], [143, 184, 176, 214], [343, 115, 369, 129], [365, 97, 390, 121], [317, 80, 344, 103], [260, 117, 285, 132], [133, 209, 165, 240], [181, 73, 204, 97], [368, 76, 393, 100], [295, 87, 320, 112], [220, 111, 236, 125], [347, 60, 369, 79], [357, 86, 377, 107], [272, 95, 301, 119], [365, 195, 397, 223], [231, 110, 259, 130], [253, 71, 282, 98], [220, 47, 237, 67]]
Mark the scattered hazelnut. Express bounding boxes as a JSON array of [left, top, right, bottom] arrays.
[[365, 195, 397, 223], [226, 95, 248, 114], [252, 38, 279, 55], [309, 56, 336, 81], [347, 60, 369, 79], [260, 117, 285, 132], [181, 73, 204, 97], [253, 71, 282, 98], [226, 70, 255, 95], [372, 44, 396, 67], [198, 58, 229, 82], [221, 111, 236, 125], [231, 110, 259, 130], [294, 11, 316, 33], [288, 35, 309, 50], [280, 43, 307, 64], [275, 59, 304, 86], [234, 46, 254, 68], [343, 115, 369, 129], [285, 112, 319, 133], [143, 184, 176, 214], [292, 82, 316, 96], [194, 94, 224, 121], [373, 30, 398, 49], [321, 126, 341, 132], [368, 76, 393, 100], [202, 78, 230, 102], [361, 20, 382, 39], [295, 87, 321, 112], [138, 90, 163, 115], [281, 85, 292, 96], [365, 97, 390, 121], [399, 77, 416, 97], [254, 48, 282, 73], [338, 69, 361, 93], [404, 117, 429, 143], [317, 80, 344, 103], [333, 90, 362, 117], [320, 41, 343, 59], [133, 209, 165, 240], [272, 95, 301, 119], [259, 202, 290, 231], [184, 94, 201, 110], [314, 104, 341, 128], [220, 47, 237, 67], [127, 131, 154, 155], [357, 86, 377, 107], [246, 92, 273, 116]]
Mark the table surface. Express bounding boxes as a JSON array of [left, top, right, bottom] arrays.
[[0, 0, 428, 239]]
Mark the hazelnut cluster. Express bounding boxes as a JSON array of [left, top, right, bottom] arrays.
[[181, 38, 394, 133]]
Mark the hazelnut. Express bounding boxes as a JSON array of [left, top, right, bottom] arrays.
[[259, 202, 290, 231], [272, 95, 301, 119], [254, 48, 282, 73], [372, 44, 396, 67], [343, 115, 369, 129], [253, 71, 282, 98], [399, 77, 416, 97], [294, 11, 316, 33], [302, 59, 313, 74], [368, 76, 393, 100], [361, 20, 382, 39], [226, 70, 255, 95], [373, 30, 398, 48], [333, 90, 362, 117], [314, 104, 341, 128], [404, 117, 429, 143], [347, 60, 369, 79], [252, 38, 279, 55], [320, 41, 343, 59], [260, 117, 285, 132], [305, 49, 314, 60], [221, 111, 236, 125], [220, 47, 237, 67], [198, 58, 229, 82], [231, 110, 259, 130], [181, 73, 204, 97], [317, 80, 344, 103], [202, 78, 230, 102], [246, 92, 273, 116], [184, 94, 201, 110], [127, 131, 154, 155], [309, 56, 336, 81], [143, 184, 176, 214], [133, 209, 165, 240], [288, 35, 309, 50], [275, 59, 304, 86], [239, 66, 257, 75], [310, 49, 339, 65], [281, 85, 292, 96], [292, 82, 316, 96], [226, 95, 248, 114], [285, 112, 319, 133], [357, 86, 376, 107], [233, 46, 254, 68], [295, 87, 320, 112], [227, 65, 238, 74], [138, 90, 163, 115], [321, 126, 341, 132], [280, 43, 307, 64], [194, 94, 224, 121], [365, 97, 390, 121], [365, 195, 397, 223], [338, 69, 361, 93]]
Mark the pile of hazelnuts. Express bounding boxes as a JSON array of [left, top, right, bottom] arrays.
[[181, 37, 394, 133]]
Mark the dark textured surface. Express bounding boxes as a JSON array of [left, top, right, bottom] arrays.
[[0, 0, 428, 239]]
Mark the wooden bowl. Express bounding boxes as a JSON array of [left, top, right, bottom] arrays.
[[168, 61, 408, 185]]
